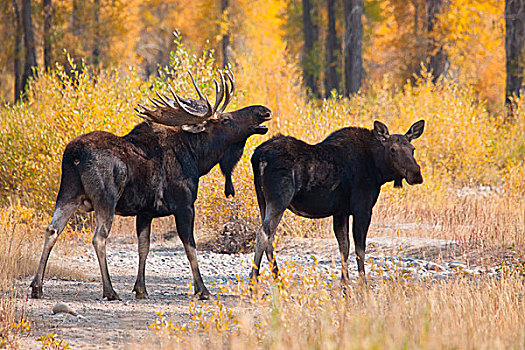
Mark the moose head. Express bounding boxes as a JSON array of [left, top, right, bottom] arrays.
[[373, 120, 425, 187], [136, 70, 272, 197]]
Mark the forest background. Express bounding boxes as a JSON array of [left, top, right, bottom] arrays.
[[1, 0, 523, 209], [0, 0, 524, 251]]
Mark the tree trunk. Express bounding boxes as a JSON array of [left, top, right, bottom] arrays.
[[505, 0, 525, 111], [344, 0, 363, 95], [302, 0, 319, 96], [426, 0, 448, 82], [324, 0, 339, 97], [92, 0, 100, 67], [72, 0, 80, 36], [21, 0, 37, 95], [43, 0, 52, 70], [221, 0, 230, 68], [413, 0, 419, 36], [13, 0, 23, 102]]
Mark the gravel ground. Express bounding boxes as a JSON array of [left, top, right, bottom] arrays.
[[14, 232, 497, 349]]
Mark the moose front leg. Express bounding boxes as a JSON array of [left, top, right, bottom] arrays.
[[133, 215, 152, 299], [174, 205, 210, 300], [352, 210, 372, 279], [224, 175, 235, 197], [333, 214, 351, 285]]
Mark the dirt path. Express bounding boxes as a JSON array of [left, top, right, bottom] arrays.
[[14, 233, 485, 349]]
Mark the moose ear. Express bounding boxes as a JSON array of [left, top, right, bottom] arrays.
[[405, 120, 425, 141], [373, 121, 390, 142], [181, 122, 207, 134]]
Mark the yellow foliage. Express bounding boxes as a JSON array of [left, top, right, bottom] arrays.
[[1, 37, 524, 239], [368, 0, 505, 110], [0, 61, 146, 209], [36, 333, 70, 350]]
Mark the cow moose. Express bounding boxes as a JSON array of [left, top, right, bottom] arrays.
[[30, 70, 272, 301], [249, 120, 425, 283]]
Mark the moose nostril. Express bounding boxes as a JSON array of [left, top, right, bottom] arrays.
[[261, 112, 272, 120]]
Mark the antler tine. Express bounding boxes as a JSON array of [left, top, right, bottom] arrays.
[[155, 90, 171, 106], [227, 69, 235, 96], [211, 70, 225, 115], [137, 103, 153, 114], [168, 84, 202, 116], [218, 70, 235, 113], [136, 104, 155, 120], [149, 97, 165, 108], [187, 71, 213, 118]]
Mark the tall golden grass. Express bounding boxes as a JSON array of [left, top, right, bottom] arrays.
[[142, 262, 525, 350], [0, 201, 86, 348]]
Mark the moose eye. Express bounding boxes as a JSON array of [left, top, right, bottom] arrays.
[[390, 147, 396, 154]]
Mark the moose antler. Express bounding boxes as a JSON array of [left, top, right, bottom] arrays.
[[218, 70, 235, 113], [135, 70, 236, 127]]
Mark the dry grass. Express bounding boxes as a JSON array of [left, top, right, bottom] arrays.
[[0, 202, 85, 348], [140, 260, 525, 350], [138, 190, 525, 350]]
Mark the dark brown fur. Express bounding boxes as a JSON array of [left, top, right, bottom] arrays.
[[31, 105, 272, 300], [249, 120, 424, 283]]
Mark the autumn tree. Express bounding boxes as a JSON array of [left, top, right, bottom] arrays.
[[344, 0, 363, 95], [21, 0, 37, 95], [426, 0, 448, 82], [92, 0, 100, 67], [11, 0, 23, 102], [43, 0, 52, 70], [221, 0, 230, 67], [505, 0, 525, 109], [324, 0, 339, 97], [302, 0, 320, 96]]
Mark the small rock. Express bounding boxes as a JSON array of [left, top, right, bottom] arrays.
[[449, 262, 466, 269], [425, 262, 444, 272], [52, 302, 78, 317]]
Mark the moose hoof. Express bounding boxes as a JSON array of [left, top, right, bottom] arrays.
[[31, 286, 43, 299], [134, 291, 149, 300], [357, 274, 368, 287], [197, 290, 212, 301], [248, 271, 260, 283], [103, 291, 121, 301]]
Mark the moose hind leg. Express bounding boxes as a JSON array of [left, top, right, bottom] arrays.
[[92, 205, 120, 301], [174, 205, 210, 300], [250, 206, 286, 280], [250, 172, 293, 281], [30, 201, 80, 298], [133, 215, 152, 299], [264, 224, 280, 279]]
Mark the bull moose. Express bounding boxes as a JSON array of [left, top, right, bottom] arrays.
[[30, 70, 272, 300], [249, 120, 425, 283]]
